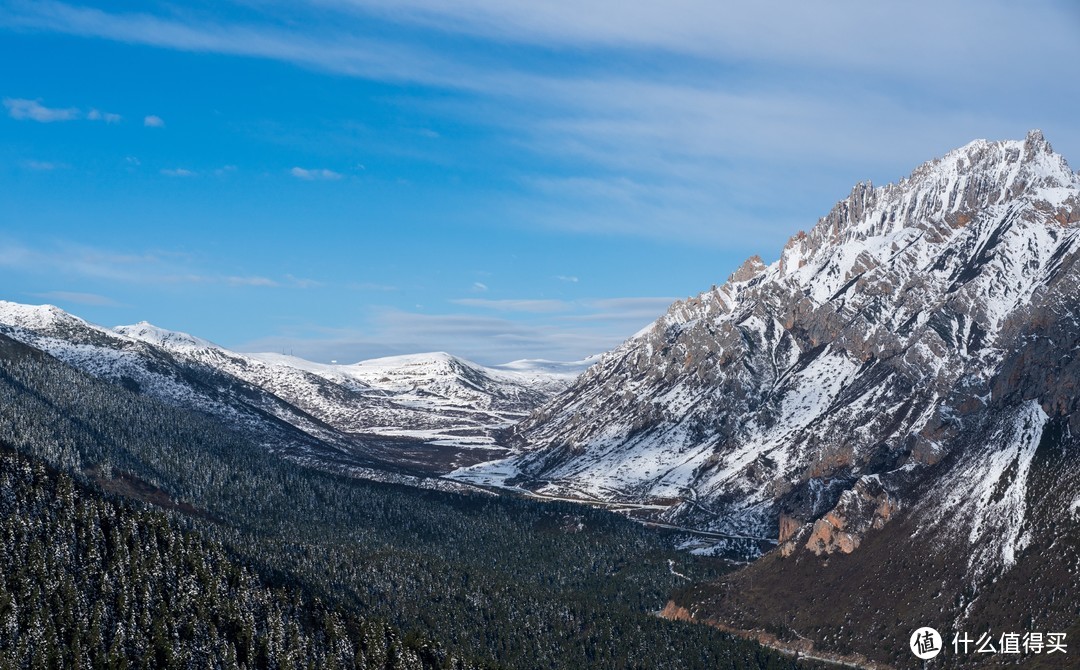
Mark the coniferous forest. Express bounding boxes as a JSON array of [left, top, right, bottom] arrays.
[[0, 448, 478, 670], [0, 333, 807, 669]]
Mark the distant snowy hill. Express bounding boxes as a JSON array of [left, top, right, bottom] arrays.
[[0, 303, 590, 480], [119, 325, 591, 449]]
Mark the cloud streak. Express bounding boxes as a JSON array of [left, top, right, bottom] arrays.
[[6, 0, 1074, 248], [4, 97, 123, 123], [234, 294, 680, 363], [236, 306, 641, 364], [4, 97, 79, 122], [29, 291, 124, 307], [86, 108, 121, 123], [23, 160, 67, 171], [0, 238, 323, 290], [290, 167, 342, 180], [451, 298, 569, 313]]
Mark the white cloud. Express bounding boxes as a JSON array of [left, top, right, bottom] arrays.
[[321, 0, 1080, 83], [4, 99, 122, 123], [471, 282, 488, 292], [290, 167, 343, 180], [4, 0, 1078, 249], [143, 114, 165, 127], [160, 168, 195, 177], [86, 108, 121, 123], [236, 308, 625, 364], [564, 297, 677, 323], [23, 160, 67, 171], [226, 275, 278, 287], [0, 238, 309, 290], [347, 281, 399, 291], [555, 275, 578, 283], [0, 239, 177, 283], [284, 274, 322, 288], [451, 298, 569, 312], [29, 291, 123, 307], [4, 97, 79, 122], [230, 294, 678, 363]]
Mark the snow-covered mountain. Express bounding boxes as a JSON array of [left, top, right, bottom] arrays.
[[0, 303, 589, 479], [117, 323, 590, 450], [458, 128, 1080, 566]]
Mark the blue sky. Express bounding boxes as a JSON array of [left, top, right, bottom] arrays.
[[2, 0, 1079, 364]]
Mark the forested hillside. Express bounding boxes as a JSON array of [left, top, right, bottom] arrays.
[[0, 333, 807, 669], [0, 448, 476, 669]]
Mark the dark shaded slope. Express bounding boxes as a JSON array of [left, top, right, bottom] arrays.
[[0, 446, 477, 669]]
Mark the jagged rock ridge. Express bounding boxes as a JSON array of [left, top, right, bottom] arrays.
[[464, 131, 1080, 570], [460, 131, 1080, 663]]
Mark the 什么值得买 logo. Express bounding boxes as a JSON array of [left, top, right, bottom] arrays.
[[910, 627, 942, 660]]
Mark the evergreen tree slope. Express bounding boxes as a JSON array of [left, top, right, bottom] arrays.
[[0, 447, 478, 670]]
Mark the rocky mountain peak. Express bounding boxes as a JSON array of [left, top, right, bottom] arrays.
[[489, 133, 1080, 595], [727, 255, 766, 283], [777, 131, 1078, 280]]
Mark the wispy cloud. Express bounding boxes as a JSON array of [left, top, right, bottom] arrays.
[[236, 308, 628, 364], [290, 167, 342, 180], [22, 160, 68, 171], [29, 290, 124, 307], [0, 1, 454, 87], [226, 275, 278, 287], [564, 297, 677, 322], [470, 282, 488, 292], [2, 0, 1078, 252], [347, 281, 399, 292], [4, 98, 123, 123], [143, 114, 165, 127], [86, 108, 121, 123], [451, 298, 569, 313], [554, 275, 578, 283], [231, 292, 679, 363], [0, 238, 317, 290], [284, 274, 321, 288], [317, 0, 1080, 85], [0, 240, 168, 283], [161, 168, 195, 177], [7, 0, 1070, 248], [4, 97, 79, 122]]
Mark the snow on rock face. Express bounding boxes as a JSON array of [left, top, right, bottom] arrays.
[[478, 132, 1080, 576], [0, 301, 588, 469], [114, 322, 217, 352], [924, 401, 1046, 576], [116, 324, 588, 449], [234, 350, 590, 448]]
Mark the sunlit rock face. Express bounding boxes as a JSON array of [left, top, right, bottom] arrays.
[[500, 131, 1080, 574]]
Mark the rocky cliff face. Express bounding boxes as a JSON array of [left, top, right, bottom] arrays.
[[487, 131, 1080, 663], [479, 132, 1080, 565]]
